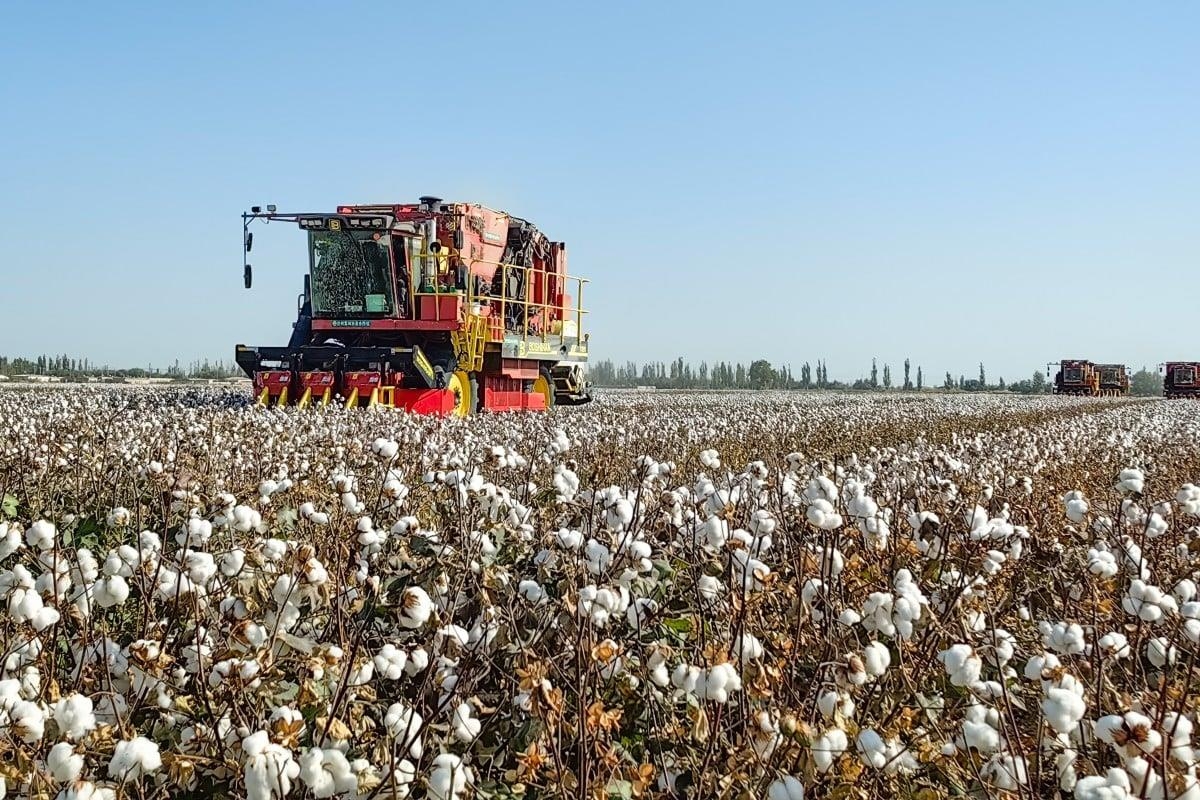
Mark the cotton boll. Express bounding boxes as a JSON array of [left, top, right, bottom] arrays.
[[1174, 579, 1198, 605], [812, 728, 849, 773], [697, 574, 723, 604], [0, 523, 23, 560], [242, 730, 300, 800], [983, 629, 1015, 667], [9, 699, 46, 742], [298, 747, 357, 799], [1116, 468, 1145, 495], [1147, 636, 1177, 668], [1087, 547, 1119, 579], [982, 754, 1029, 791], [1024, 651, 1061, 681], [428, 753, 473, 800], [1039, 621, 1086, 655], [1122, 580, 1178, 622], [383, 703, 423, 759], [48, 741, 84, 783], [671, 663, 703, 699], [1163, 712, 1195, 764], [960, 702, 1002, 753], [452, 702, 482, 743], [862, 641, 890, 677], [1097, 632, 1132, 659], [107, 736, 162, 783], [806, 498, 843, 531], [703, 662, 742, 703], [25, 519, 57, 550], [518, 580, 547, 605], [231, 505, 263, 533], [767, 775, 805, 800], [734, 632, 764, 662], [938, 644, 982, 687], [1042, 687, 1087, 734], [54, 693, 96, 741], [857, 728, 888, 769], [1095, 712, 1162, 758], [1073, 768, 1132, 799], [399, 586, 433, 628], [1064, 491, 1089, 523]]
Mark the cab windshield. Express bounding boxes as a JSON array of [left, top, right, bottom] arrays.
[[309, 230, 394, 315]]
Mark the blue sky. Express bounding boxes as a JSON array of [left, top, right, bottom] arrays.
[[1, 2, 1196, 382]]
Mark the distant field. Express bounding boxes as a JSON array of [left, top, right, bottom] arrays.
[[0, 387, 1197, 799]]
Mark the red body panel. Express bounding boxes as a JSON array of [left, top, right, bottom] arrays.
[[393, 389, 455, 414], [501, 359, 540, 380], [342, 371, 384, 396], [418, 295, 463, 322], [482, 374, 546, 411], [299, 371, 335, 391], [254, 370, 291, 398]]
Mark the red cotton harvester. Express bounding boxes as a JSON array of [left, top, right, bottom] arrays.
[[1162, 362, 1200, 399], [1096, 364, 1131, 397], [1049, 359, 1101, 396], [235, 197, 591, 416]]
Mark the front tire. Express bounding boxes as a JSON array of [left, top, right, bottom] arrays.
[[447, 370, 478, 417], [531, 367, 555, 409]]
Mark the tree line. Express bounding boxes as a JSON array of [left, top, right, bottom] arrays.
[[0, 354, 241, 380], [587, 358, 1163, 396]]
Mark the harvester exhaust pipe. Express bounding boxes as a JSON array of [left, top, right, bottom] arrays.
[[419, 196, 441, 252]]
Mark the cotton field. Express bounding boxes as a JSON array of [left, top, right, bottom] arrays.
[[2, 388, 1200, 800]]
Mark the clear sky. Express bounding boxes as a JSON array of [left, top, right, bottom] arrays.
[[1, 2, 1196, 383]]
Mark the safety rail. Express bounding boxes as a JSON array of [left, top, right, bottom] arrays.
[[409, 251, 588, 351]]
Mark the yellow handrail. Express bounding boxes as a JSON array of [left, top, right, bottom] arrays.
[[409, 249, 589, 353]]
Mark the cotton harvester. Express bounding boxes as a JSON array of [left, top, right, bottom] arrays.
[[235, 197, 591, 416], [1096, 364, 1131, 396], [1162, 362, 1200, 399], [1049, 359, 1101, 396]]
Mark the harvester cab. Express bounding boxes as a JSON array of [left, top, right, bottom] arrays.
[[235, 198, 592, 415], [1162, 362, 1200, 399]]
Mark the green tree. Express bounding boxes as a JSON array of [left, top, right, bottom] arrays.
[[748, 360, 777, 390], [917, 366, 923, 390], [1130, 367, 1162, 397], [1031, 370, 1047, 394], [882, 364, 892, 389]]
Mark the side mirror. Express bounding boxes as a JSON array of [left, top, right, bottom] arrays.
[[244, 264, 253, 289], [453, 229, 465, 250], [245, 231, 254, 252]]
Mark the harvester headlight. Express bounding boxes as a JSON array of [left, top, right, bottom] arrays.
[[298, 217, 326, 230], [346, 216, 388, 230]]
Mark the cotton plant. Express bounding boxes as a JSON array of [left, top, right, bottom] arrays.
[[1, 386, 1200, 797]]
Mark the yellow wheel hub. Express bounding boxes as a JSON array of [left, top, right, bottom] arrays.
[[446, 370, 474, 417], [532, 373, 554, 408]]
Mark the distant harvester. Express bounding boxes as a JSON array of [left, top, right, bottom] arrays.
[[1050, 360, 1100, 396], [1162, 362, 1200, 399], [1048, 360, 1130, 397]]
